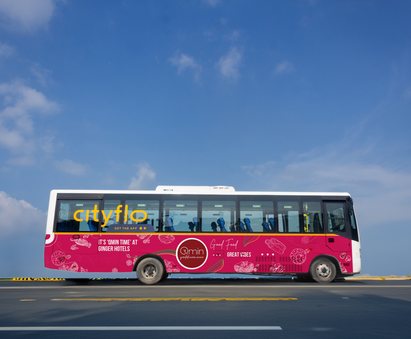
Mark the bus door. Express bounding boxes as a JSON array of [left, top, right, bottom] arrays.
[[323, 201, 351, 253]]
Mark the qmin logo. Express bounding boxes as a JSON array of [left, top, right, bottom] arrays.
[[176, 238, 208, 270]]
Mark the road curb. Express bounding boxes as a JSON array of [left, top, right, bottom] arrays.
[[346, 277, 411, 281]]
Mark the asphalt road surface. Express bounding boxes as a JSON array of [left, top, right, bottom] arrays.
[[0, 278, 410, 338]]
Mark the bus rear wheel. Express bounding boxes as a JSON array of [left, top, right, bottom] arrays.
[[310, 258, 336, 283], [136, 258, 164, 285]]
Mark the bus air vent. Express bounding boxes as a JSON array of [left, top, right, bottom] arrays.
[[156, 186, 235, 193]]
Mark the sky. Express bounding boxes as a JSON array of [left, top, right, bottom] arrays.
[[0, 0, 411, 278]]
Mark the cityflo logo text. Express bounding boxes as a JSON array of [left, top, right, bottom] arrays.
[[176, 238, 208, 270]]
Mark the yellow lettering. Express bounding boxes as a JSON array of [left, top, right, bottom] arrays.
[[101, 210, 113, 227], [115, 205, 123, 222], [124, 205, 128, 223], [92, 205, 99, 222], [130, 210, 148, 222], [86, 210, 90, 222], [73, 210, 84, 222]]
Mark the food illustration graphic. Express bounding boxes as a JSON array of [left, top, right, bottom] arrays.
[[58, 262, 79, 272], [125, 254, 138, 267], [340, 253, 351, 262], [290, 248, 308, 265], [70, 235, 92, 250], [137, 235, 152, 244], [265, 238, 286, 254], [164, 259, 180, 272], [51, 251, 71, 266], [271, 263, 285, 273], [301, 236, 316, 244], [158, 234, 175, 244], [234, 261, 255, 273]]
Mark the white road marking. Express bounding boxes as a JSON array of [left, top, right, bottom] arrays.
[[311, 327, 334, 331], [0, 326, 282, 331]]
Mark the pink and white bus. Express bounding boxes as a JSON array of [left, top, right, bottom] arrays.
[[44, 186, 361, 284]]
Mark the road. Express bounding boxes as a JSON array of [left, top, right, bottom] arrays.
[[0, 278, 410, 338]]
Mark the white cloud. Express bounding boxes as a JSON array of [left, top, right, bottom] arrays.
[[0, 0, 56, 32], [128, 162, 156, 190], [242, 149, 411, 228], [0, 81, 58, 162], [7, 155, 35, 166], [169, 52, 202, 82], [0, 191, 46, 239], [0, 124, 31, 153], [217, 47, 242, 82], [0, 41, 13, 58], [242, 161, 275, 178], [30, 63, 53, 86], [54, 159, 86, 176], [202, 0, 220, 7], [223, 30, 241, 42], [0, 81, 58, 119], [274, 60, 294, 74]]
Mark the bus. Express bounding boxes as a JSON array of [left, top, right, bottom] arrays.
[[44, 185, 361, 284]]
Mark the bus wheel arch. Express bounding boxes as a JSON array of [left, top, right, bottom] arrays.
[[309, 255, 340, 283], [133, 254, 166, 285]]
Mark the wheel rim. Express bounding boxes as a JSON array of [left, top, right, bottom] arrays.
[[316, 263, 331, 278], [143, 264, 157, 279]]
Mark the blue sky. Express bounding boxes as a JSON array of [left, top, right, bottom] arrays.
[[0, 0, 410, 278]]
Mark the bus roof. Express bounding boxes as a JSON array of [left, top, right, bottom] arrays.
[[50, 185, 351, 197]]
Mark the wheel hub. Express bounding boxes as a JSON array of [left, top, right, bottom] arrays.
[[316, 263, 331, 278], [143, 264, 156, 279]]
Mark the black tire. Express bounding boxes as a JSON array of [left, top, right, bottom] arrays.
[[136, 257, 164, 285], [296, 274, 313, 282], [159, 271, 169, 282], [310, 258, 336, 283]]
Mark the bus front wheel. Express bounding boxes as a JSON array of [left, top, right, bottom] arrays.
[[310, 258, 336, 283], [136, 258, 164, 285]]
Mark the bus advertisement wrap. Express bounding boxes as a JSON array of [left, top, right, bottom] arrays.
[[44, 186, 361, 283]]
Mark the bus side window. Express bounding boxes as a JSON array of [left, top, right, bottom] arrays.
[[101, 200, 121, 231], [163, 200, 198, 232], [302, 202, 323, 233], [325, 203, 346, 233], [239, 201, 274, 233], [278, 201, 300, 233], [125, 200, 159, 230], [55, 200, 100, 232], [201, 200, 236, 232], [348, 201, 359, 241]]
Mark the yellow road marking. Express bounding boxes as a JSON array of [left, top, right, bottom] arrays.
[[51, 297, 297, 301], [20, 299, 36, 301]]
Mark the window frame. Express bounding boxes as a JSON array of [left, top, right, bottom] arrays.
[[161, 195, 200, 233], [54, 198, 102, 233], [201, 195, 238, 233], [238, 196, 275, 233]]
